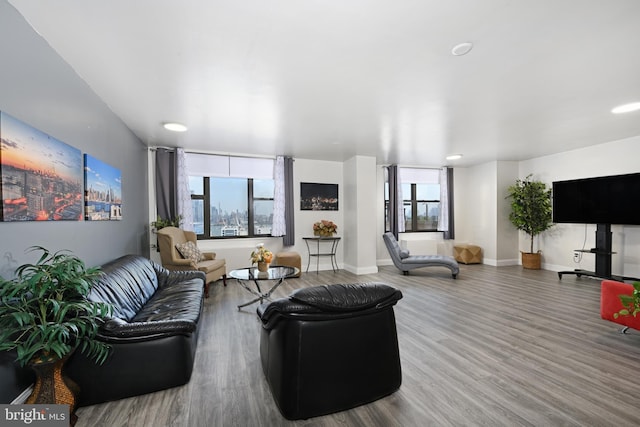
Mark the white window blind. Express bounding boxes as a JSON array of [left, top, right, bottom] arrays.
[[185, 153, 229, 177], [185, 153, 274, 179], [229, 157, 274, 179], [399, 167, 440, 184]]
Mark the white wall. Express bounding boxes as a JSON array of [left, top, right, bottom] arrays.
[[496, 162, 520, 264], [454, 162, 503, 265], [434, 135, 640, 276], [453, 160, 520, 267], [343, 156, 378, 274], [289, 157, 344, 273], [376, 166, 389, 264], [147, 131, 640, 279], [519, 135, 640, 277], [158, 157, 346, 273], [162, 133, 640, 278], [375, 165, 451, 265], [450, 135, 640, 276]]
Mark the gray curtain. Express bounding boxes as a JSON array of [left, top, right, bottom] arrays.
[[283, 157, 295, 246], [387, 165, 401, 240], [443, 167, 455, 240], [155, 148, 177, 220]]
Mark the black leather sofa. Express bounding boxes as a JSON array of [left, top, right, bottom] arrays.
[[257, 283, 403, 420], [66, 254, 205, 406]]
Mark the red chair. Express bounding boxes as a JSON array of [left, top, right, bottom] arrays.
[[600, 280, 640, 333]]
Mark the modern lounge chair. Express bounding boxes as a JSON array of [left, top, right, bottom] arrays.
[[382, 232, 459, 278]]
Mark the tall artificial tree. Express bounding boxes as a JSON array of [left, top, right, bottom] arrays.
[[507, 174, 553, 254]]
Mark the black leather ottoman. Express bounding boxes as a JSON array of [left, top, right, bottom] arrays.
[[257, 282, 403, 420]]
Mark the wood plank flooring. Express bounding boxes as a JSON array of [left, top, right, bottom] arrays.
[[75, 265, 640, 426]]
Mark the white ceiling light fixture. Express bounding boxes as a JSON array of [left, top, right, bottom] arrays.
[[611, 102, 640, 114], [446, 154, 463, 160], [451, 42, 473, 56], [163, 122, 188, 132]]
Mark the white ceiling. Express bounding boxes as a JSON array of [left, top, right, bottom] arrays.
[[9, 0, 640, 167]]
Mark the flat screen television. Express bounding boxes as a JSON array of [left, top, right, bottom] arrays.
[[552, 172, 640, 225]]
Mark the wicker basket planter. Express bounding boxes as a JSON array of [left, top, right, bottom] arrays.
[[521, 251, 541, 269]]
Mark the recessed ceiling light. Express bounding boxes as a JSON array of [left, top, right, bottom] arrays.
[[451, 42, 473, 56], [611, 102, 640, 114], [163, 122, 188, 132], [446, 154, 463, 160]]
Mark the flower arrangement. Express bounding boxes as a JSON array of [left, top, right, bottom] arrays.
[[250, 243, 273, 265], [313, 220, 338, 237]]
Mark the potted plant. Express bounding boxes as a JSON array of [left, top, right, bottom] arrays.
[[151, 215, 183, 252], [151, 214, 183, 231], [615, 282, 640, 319], [506, 174, 553, 269], [0, 247, 113, 415]]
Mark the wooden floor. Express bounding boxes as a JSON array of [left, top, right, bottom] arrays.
[[76, 264, 640, 427]]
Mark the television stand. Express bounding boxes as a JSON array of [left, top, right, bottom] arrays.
[[557, 268, 640, 282], [557, 223, 640, 282]]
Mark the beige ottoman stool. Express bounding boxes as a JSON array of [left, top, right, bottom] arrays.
[[453, 244, 483, 264], [275, 251, 302, 277]]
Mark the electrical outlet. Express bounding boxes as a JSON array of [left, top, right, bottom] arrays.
[[573, 251, 580, 262]]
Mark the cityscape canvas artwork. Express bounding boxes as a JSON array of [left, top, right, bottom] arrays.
[[300, 182, 339, 211], [84, 154, 122, 220], [0, 112, 83, 221]]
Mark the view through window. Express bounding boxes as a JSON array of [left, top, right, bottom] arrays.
[[385, 168, 441, 232], [189, 176, 274, 238]]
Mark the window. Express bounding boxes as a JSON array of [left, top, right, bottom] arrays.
[[385, 167, 441, 233], [189, 177, 274, 238], [402, 183, 440, 231], [185, 153, 275, 239]]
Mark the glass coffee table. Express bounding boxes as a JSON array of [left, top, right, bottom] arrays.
[[229, 265, 299, 310]]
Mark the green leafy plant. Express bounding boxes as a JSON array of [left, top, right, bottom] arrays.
[[614, 281, 640, 319], [506, 174, 553, 253], [151, 215, 183, 230], [0, 247, 113, 367]]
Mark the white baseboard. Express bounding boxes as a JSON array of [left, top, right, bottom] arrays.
[[343, 264, 379, 275], [493, 258, 519, 267]]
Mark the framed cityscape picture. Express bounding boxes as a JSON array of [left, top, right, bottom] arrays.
[[0, 111, 83, 221], [84, 154, 122, 220], [300, 182, 338, 211]]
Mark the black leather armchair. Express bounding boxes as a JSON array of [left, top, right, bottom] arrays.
[[257, 283, 403, 420], [66, 255, 205, 406]]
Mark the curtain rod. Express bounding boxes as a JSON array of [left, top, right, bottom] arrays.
[[148, 146, 283, 160], [381, 164, 445, 169]]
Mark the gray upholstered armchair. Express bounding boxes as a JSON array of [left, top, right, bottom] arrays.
[[156, 226, 226, 297], [382, 232, 459, 278]]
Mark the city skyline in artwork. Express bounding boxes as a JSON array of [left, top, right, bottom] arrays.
[[84, 154, 122, 220], [300, 182, 339, 211], [0, 112, 83, 221]]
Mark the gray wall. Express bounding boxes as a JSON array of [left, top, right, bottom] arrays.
[[0, 1, 149, 270], [0, 1, 149, 402]]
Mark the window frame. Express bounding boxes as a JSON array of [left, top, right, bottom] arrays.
[[403, 183, 440, 232], [189, 176, 274, 239], [385, 169, 441, 233]]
